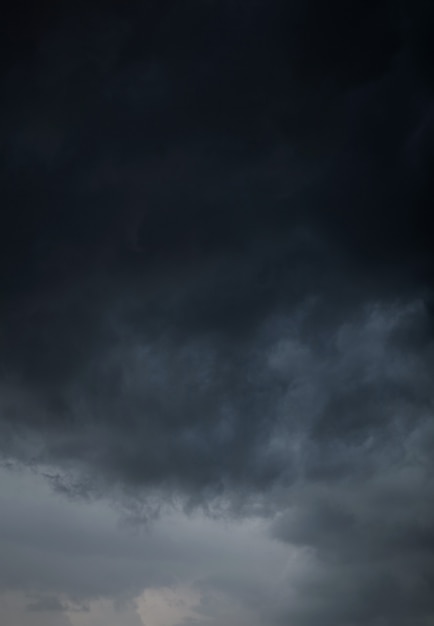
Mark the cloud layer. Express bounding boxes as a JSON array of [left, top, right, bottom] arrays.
[[1, 1, 434, 624]]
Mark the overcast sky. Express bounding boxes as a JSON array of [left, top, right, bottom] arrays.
[[1, 1, 434, 625]]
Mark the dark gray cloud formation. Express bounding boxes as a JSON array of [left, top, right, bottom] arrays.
[[1, 1, 434, 624]]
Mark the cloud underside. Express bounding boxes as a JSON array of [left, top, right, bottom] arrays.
[[1, 1, 434, 624]]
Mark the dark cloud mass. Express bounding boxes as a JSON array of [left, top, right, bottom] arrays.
[[1, 1, 434, 624]]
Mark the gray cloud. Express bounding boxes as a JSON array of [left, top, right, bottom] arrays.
[[26, 596, 69, 612], [0, 467, 290, 625], [1, 1, 434, 625]]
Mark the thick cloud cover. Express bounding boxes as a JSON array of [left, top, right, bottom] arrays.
[[0, 466, 289, 626], [1, 1, 434, 624]]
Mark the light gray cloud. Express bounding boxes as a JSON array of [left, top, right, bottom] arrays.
[[0, 466, 290, 625]]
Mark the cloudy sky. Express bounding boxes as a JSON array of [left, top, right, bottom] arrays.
[[1, 1, 434, 624]]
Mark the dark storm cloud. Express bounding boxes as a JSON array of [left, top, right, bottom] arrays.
[[270, 448, 434, 625], [1, 1, 434, 624]]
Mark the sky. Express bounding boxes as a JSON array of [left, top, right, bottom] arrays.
[[1, 1, 434, 624]]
